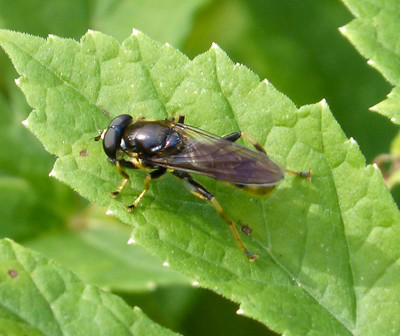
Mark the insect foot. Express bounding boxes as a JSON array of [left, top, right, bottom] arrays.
[[110, 191, 120, 198], [286, 168, 312, 181], [246, 250, 259, 262], [300, 169, 312, 181], [126, 205, 135, 212]]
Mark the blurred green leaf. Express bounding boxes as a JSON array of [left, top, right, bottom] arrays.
[[340, 0, 400, 124], [119, 286, 201, 333], [26, 206, 189, 292], [373, 131, 400, 190], [0, 238, 179, 335], [93, 0, 211, 45], [0, 90, 78, 241], [1, 28, 400, 336], [0, 0, 91, 38]]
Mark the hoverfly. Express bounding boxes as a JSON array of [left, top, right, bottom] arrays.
[[95, 114, 310, 261]]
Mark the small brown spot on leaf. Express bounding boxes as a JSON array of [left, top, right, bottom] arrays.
[[80, 149, 88, 157], [8, 269, 18, 278], [240, 224, 252, 236], [101, 109, 110, 117]]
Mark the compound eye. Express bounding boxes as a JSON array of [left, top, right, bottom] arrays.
[[109, 114, 133, 130], [103, 127, 119, 159], [102, 114, 133, 159]]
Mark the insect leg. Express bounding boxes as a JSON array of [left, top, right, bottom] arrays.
[[223, 131, 241, 143], [240, 132, 268, 154], [110, 160, 136, 198], [126, 167, 167, 211], [223, 131, 267, 155], [286, 169, 312, 180], [166, 115, 185, 123], [240, 136, 311, 179], [224, 131, 311, 179], [172, 170, 258, 261]]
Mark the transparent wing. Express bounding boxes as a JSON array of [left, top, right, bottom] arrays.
[[148, 123, 284, 186]]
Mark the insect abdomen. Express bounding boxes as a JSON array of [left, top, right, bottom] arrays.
[[233, 183, 277, 196]]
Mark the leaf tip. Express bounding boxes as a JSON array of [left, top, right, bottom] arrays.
[[131, 28, 142, 36], [49, 169, 56, 177], [14, 77, 22, 87], [211, 42, 220, 49], [21, 118, 29, 127], [349, 137, 357, 144], [192, 280, 200, 287], [262, 78, 270, 85], [127, 237, 136, 245], [236, 308, 244, 315], [369, 103, 379, 112], [147, 281, 157, 291], [367, 59, 375, 66], [373, 162, 379, 170], [133, 306, 143, 313], [338, 26, 347, 35], [320, 98, 328, 107], [391, 117, 397, 123]]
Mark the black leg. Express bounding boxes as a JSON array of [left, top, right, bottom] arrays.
[[166, 115, 185, 123], [172, 170, 258, 261], [126, 168, 167, 211]]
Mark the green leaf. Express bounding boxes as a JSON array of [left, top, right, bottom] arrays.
[[1, 29, 399, 336], [0, 238, 179, 335], [93, 0, 211, 45], [340, 0, 400, 124], [26, 206, 189, 292], [0, 89, 78, 241]]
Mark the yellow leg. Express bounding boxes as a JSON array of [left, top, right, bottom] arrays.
[[240, 132, 267, 155], [173, 170, 258, 261], [110, 161, 130, 198], [210, 197, 258, 261], [126, 168, 166, 212]]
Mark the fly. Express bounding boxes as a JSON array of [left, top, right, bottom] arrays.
[[95, 114, 311, 261]]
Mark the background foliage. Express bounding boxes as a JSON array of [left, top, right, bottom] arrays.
[[0, 1, 398, 335]]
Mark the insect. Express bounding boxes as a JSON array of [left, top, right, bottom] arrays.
[[95, 114, 311, 261]]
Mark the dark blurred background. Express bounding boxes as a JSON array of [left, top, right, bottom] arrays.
[[0, 0, 397, 335]]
